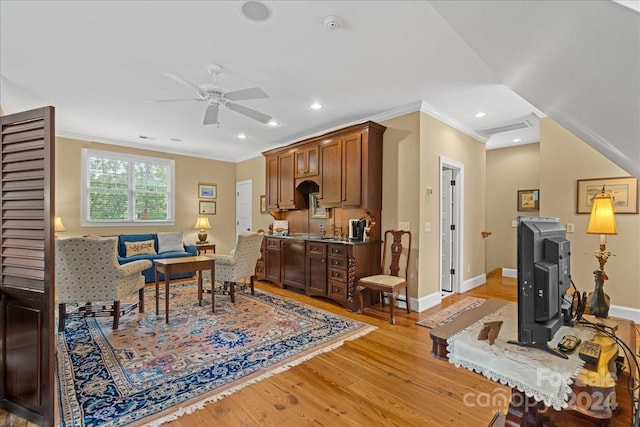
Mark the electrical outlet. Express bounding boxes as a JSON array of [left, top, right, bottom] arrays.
[[566, 223, 575, 233], [399, 222, 410, 231], [424, 222, 431, 232], [511, 220, 518, 228]]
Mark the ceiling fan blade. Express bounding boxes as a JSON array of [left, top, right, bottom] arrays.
[[163, 72, 207, 98], [226, 102, 272, 123], [145, 98, 202, 103], [203, 104, 220, 125], [224, 87, 268, 101]]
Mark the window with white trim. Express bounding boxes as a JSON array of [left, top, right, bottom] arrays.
[[81, 149, 175, 226]]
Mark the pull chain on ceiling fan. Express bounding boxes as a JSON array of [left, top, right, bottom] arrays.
[[146, 64, 271, 126]]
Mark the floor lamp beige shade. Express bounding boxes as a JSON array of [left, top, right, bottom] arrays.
[[194, 216, 211, 243]]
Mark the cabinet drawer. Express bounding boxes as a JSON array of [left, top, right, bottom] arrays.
[[328, 256, 346, 269], [266, 238, 282, 249], [328, 244, 347, 257], [328, 268, 346, 281], [328, 280, 346, 302], [306, 242, 327, 256]]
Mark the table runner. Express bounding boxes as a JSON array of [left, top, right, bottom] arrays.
[[447, 302, 594, 410]]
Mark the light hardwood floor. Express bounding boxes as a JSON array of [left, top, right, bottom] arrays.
[[2, 274, 637, 426]]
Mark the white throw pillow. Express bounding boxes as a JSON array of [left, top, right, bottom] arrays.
[[157, 232, 185, 253]]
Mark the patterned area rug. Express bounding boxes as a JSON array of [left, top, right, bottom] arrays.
[[56, 282, 375, 426], [416, 296, 486, 329]]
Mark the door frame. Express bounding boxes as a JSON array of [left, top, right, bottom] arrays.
[[439, 156, 464, 295]]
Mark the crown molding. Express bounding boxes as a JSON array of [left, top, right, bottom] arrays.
[[55, 130, 234, 163]]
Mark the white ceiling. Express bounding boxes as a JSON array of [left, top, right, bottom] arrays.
[[1, 1, 637, 176]]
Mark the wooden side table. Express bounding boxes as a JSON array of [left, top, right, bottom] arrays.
[[154, 256, 215, 323], [195, 243, 216, 255]]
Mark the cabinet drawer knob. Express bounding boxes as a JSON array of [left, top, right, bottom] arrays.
[[321, 259, 326, 263]]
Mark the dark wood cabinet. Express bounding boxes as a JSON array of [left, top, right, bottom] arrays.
[[277, 151, 296, 210], [341, 131, 362, 207], [319, 137, 342, 207], [265, 238, 282, 286], [282, 240, 305, 290], [266, 155, 279, 211], [305, 242, 327, 296], [263, 121, 386, 211], [294, 144, 318, 178]]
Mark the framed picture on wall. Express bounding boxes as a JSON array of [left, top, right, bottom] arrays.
[[199, 200, 216, 215], [576, 176, 638, 214], [198, 183, 217, 199], [517, 189, 539, 212]]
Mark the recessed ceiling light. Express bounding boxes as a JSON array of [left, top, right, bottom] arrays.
[[268, 120, 279, 127], [238, 133, 247, 139], [241, 1, 271, 22], [474, 112, 486, 118], [512, 138, 522, 143], [170, 138, 181, 142], [310, 102, 323, 110]]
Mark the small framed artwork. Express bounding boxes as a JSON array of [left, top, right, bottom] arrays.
[[198, 183, 217, 199], [309, 193, 329, 219], [517, 189, 539, 212], [199, 200, 216, 215], [576, 177, 638, 214], [260, 195, 267, 214]]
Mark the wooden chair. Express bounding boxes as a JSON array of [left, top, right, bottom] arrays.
[[356, 230, 411, 324], [55, 237, 151, 331]]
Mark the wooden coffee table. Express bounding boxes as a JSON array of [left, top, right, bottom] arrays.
[[154, 256, 215, 323]]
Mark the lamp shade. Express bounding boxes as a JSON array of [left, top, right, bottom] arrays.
[[54, 216, 66, 232], [587, 190, 617, 235], [194, 216, 211, 230]]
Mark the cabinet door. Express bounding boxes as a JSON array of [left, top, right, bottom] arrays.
[[342, 131, 362, 206], [277, 152, 296, 209], [265, 239, 282, 285], [294, 145, 319, 178], [266, 155, 279, 210], [305, 242, 327, 296], [319, 138, 342, 207], [282, 240, 305, 290]]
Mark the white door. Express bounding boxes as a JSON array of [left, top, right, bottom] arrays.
[[441, 168, 453, 293], [236, 180, 252, 235]]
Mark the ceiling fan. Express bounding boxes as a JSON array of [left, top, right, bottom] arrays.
[[147, 64, 272, 126]]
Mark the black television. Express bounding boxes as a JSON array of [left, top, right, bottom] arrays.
[[508, 216, 572, 359]]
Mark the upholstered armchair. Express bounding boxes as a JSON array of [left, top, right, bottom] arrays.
[[55, 237, 152, 332], [205, 232, 264, 302]]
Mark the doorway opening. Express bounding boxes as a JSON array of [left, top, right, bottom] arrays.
[[439, 157, 463, 297]]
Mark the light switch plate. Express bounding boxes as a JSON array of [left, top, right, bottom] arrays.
[[566, 223, 575, 233]]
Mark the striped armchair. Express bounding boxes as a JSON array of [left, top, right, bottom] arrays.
[[55, 237, 152, 331], [204, 232, 264, 302]]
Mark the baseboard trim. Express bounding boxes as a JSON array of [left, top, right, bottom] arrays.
[[502, 268, 517, 278], [609, 304, 640, 323], [460, 274, 486, 293], [385, 291, 442, 313]]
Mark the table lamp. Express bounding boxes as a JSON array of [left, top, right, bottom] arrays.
[[585, 186, 617, 318], [194, 216, 211, 244], [54, 216, 66, 239]]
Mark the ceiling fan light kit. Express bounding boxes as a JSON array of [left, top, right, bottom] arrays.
[[149, 63, 271, 126]]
